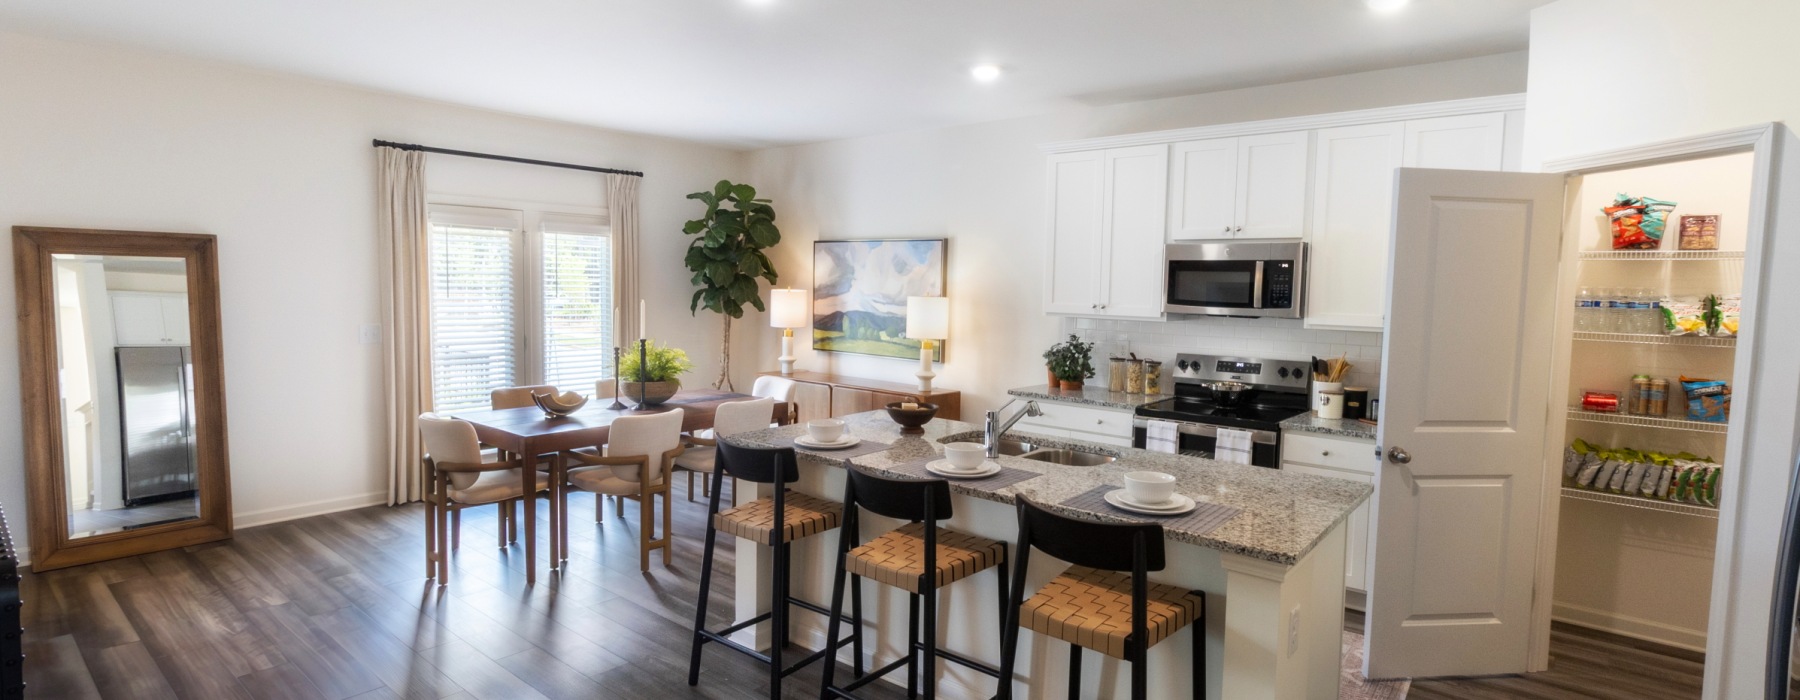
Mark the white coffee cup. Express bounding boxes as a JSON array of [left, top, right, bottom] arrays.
[[806, 418, 846, 444], [942, 443, 987, 471], [1123, 471, 1177, 506]]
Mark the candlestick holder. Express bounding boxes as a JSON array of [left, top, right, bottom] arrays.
[[633, 338, 652, 411], [606, 346, 627, 410]]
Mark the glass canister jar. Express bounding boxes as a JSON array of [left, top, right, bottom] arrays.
[[1108, 357, 1128, 392], [1125, 359, 1146, 394], [1143, 360, 1162, 395]]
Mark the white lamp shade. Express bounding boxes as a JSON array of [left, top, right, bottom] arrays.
[[769, 288, 809, 329], [905, 296, 950, 340]]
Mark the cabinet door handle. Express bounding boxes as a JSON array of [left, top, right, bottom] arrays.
[[1222, 226, 1231, 234], [1322, 450, 1331, 457]]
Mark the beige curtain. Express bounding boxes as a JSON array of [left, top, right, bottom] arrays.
[[608, 173, 643, 345], [378, 147, 432, 505]]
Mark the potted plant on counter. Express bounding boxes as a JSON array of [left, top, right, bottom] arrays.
[[619, 341, 695, 406], [1042, 335, 1095, 390]]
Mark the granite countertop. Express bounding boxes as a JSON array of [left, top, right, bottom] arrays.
[[728, 411, 1371, 566], [1279, 413, 1379, 441], [1007, 384, 1166, 411]]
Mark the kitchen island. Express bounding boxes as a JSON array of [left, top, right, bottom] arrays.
[[722, 410, 1371, 700]]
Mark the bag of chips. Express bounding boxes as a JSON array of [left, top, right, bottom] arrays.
[[1702, 294, 1723, 337], [1608, 453, 1637, 493], [1640, 196, 1678, 245], [1656, 459, 1679, 499], [1564, 439, 1595, 479], [1663, 298, 1707, 336], [1638, 455, 1665, 498], [1699, 465, 1721, 507], [1715, 294, 1740, 337], [1619, 457, 1649, 495], [1606, 198, 1651, 249], [1680, 375, 1731, 423], [1575, 452, 1605, 488]]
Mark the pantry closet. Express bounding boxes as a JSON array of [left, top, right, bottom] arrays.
[[1545, 148, 1758, 653]]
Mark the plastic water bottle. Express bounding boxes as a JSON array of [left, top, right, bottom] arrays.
[[1576, 287, 1594, 331], [1645, 293, 1664, 335], [1622, 289, 1642, 334], [1595, 288, 1617, 333]]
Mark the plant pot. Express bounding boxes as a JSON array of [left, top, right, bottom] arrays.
[[624, 378, 680, 406], [1047, 366, 1059, 386], [1059, 379, 1084, 391]]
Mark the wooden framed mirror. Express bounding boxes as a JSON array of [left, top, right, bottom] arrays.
[[13, 226, 232, 571]]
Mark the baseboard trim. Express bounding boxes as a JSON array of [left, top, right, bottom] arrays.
[[234, 491, 389, 530], [1552, 601, 1707, 652]]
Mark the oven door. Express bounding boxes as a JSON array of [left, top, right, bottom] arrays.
[[1131, 418, 1282, 469], [1164, 259, 1264, 316]]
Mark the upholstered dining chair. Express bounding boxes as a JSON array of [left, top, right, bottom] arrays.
[[674, 398, 774, 502], [562, 409, 686, 571], [418, 412, 550, 585], [491, 385, 558, 409], [751, 375, 800, 424]]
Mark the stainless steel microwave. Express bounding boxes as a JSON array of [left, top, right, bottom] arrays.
[[1164, 241, 1307, 318]]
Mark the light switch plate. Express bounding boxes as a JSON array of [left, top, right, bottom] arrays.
[[360, 324, 382, 345]]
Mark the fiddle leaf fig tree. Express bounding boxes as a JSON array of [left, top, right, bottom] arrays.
[[683, 179, 781, 391]]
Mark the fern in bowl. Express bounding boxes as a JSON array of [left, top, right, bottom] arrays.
[[619, 341, 695, 405]]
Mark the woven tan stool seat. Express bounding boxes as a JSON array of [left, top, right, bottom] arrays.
[[714, 491, 842, 545], [845, 522, 1006, 594], [1019, 565, 1205, 661]]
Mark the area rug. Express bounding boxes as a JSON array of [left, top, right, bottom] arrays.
[[1342, 631, 1411, 700]]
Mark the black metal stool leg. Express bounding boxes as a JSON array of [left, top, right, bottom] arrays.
[[770, 539, 786, 700], [1131, 644, 1147, 700], [688, 512, 720, 686], [922, 588, 937, 700], [1193, 593, 1207, 700], [851, 573, 865, 678], [821, 528, 852, 695], [1067, 644, 1081, 699], [907, 593, 920, 699]]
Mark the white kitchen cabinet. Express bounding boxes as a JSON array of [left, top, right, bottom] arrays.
[[1305, 114, 1509, 331], [111, 292, 190, 346], [1043, 145, 1168, 319], [1282, 432, 1378, 595], [1015, 400, 1135, 447], [1168, 131, 1309, 241]]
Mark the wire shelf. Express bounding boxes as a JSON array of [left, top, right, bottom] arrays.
[[1573, 331, 1737, 348], [1562, 487, 1718, 518], [1579, 250, 1744, 261], [1566, 407, 1730, 434]]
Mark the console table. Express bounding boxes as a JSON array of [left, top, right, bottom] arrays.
[[760, 370, 961, 423]]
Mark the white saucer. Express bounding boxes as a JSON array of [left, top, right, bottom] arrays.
[[794, 435, 861, 450], [1105, 490, 1197, 515], [925, 459, 1001, 479]]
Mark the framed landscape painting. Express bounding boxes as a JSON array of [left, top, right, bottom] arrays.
[[812, 239, 946, 361]]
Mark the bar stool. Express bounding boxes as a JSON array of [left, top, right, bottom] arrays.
[[821, 467, 1009, 699], [998, 498, 1207, 700], [687, 441, 862, 700]]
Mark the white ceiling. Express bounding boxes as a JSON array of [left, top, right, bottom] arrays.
[[0, 0, 1549, 148]]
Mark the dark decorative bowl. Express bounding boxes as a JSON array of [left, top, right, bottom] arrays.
[[884, 401, 940, 434]]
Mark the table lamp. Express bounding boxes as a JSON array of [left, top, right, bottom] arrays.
[[905, 296, 948, 392], [769, 288, 809, 376]]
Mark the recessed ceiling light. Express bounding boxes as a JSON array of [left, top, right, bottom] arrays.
[[1366, 0, 1409, 12], [971, 64, 1003, 83]]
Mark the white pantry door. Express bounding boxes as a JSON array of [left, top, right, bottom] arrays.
[[1365, 168, 1565, 679]]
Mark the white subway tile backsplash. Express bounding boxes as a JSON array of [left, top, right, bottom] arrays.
[[1064, 316, 1384, 396]]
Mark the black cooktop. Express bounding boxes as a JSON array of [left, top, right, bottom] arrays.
[[1135, 395, 1310, 432]]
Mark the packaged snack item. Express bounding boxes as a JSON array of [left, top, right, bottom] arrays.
[[1715, 294, 1740, 337], [1675, 465, 1698, 503], [1564, 439, 1594, 479], [1699, 465, 1721, 507], [1606, 198, 1650, 250], [1680, 375, 1732, 423], [1619, 457, 1648, 494], [1678, 214, 1720, 250], [1592, 454, 1623, 491], [1576, 453, 1606, 488], [1639, 196, 1677, 245], [1702, 294, 1723, 337], [1638, 456, 1665, 497], [1663, 298, 1708, 336], [1608, 454, 1636, 493]]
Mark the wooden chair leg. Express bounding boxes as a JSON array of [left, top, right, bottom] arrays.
[[451, 509, 461, 550], [437, 476, 451, 584], [597, 494, 604, 522], [615, 494, 625, 518], [686, 470, 695, 502], [661, 488, 673, 565], [509, 500, 518, 543], [639, 487, 654, 572], [424, 496, 436, 579], [497, 501, 507, 549]]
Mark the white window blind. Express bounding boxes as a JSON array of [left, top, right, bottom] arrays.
[[428, 222, 518, 413], [541, 221, 613, 391]]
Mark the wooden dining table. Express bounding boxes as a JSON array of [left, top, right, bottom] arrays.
[[448, 388, 788, 584]]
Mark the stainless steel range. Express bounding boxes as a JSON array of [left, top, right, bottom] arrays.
[[1131, 353, 1313, 468]]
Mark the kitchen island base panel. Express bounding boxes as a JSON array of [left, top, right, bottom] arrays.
[[731, 459, 1351, 699]]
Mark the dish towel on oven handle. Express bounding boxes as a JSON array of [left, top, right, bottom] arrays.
[[1214, 427, 1254, 465], [1145, 419, 1180, 455]]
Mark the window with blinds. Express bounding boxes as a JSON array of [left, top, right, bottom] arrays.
[[541, 220, 613, 391], [428, 220, 519, 413]]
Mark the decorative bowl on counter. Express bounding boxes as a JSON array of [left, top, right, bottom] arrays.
[[884, 401, 939, 434]]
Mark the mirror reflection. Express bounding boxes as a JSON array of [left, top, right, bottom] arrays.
[[51, 253, 200, 538]]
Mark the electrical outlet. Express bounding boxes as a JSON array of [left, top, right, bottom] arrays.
[[1288, 605, 1301, 657], [360, 324, 382, 346]]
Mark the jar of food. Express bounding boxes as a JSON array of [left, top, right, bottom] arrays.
[[1125, 359, 1146, 394], [1108, 357, 1128, 392], [1143, 361, 1162, 395]]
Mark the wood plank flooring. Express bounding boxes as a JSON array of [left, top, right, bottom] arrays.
[[22, 482, 1705, 699]]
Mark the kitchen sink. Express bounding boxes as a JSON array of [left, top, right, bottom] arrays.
[[978, 438, 1038, 456], [1018, 449, 1117, 467]]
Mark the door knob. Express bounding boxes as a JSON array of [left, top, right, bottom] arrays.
[[1387, 446, 1411, 465]]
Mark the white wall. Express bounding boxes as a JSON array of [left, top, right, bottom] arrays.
[[0, 31, 747, 559], [1527, 1, 1800, 696], [745, 52, 1525, 416]]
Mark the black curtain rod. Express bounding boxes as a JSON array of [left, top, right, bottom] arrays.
[[372, 139, 643, 177]]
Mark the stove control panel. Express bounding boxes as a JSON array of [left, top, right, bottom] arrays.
[[1171, 353, 1311, 392]]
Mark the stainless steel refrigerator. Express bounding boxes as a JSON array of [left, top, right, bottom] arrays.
[[116, 346, 197, 505]]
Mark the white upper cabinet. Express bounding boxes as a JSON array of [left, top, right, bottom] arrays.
[[112, 292, 190, 346], [1168, 131, 1309, 241], [1306, 113, 1510, 331], [1044, 145, 1169, 318], [1306, 123, 1406, 331]]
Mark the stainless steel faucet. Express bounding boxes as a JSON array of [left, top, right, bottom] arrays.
[[984, 399, 1043, 459]]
